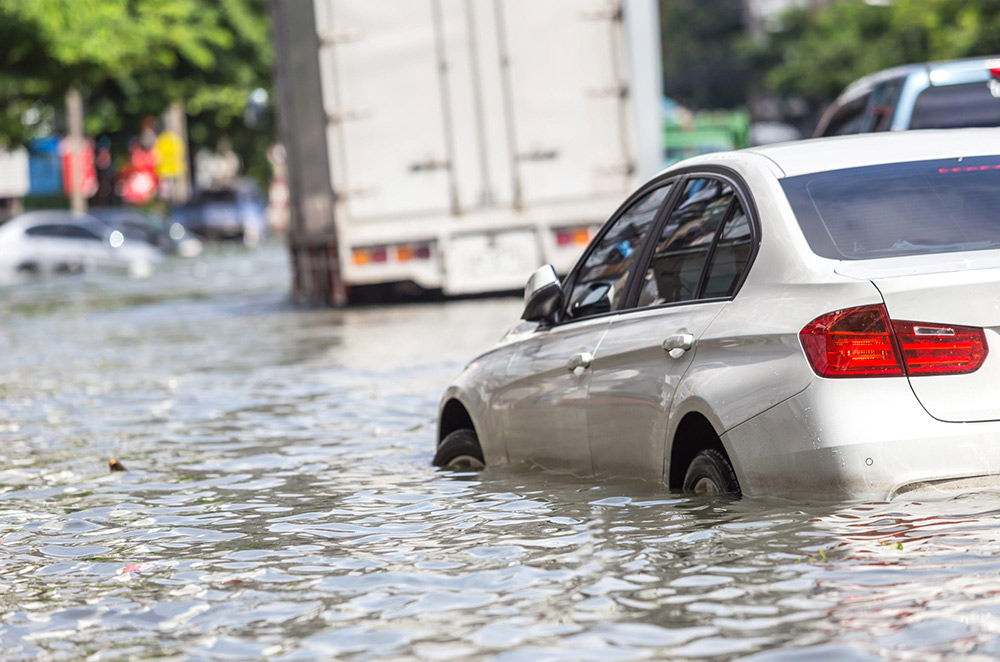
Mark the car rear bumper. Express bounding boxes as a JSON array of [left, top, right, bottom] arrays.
[[723, 377, 1000, 500]]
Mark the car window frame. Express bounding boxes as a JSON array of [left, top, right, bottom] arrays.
[[618, 166, 761, 315], [553, 174, 685, 327]]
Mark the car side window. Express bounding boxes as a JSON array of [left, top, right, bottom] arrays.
[[819, 93, 871, 137], [702, 202, 751, 298], [25, 224, 102, 241], [863, 79, 903, 132], [635, 177, 733, 308], [62, 225, 103, 241], [564, 184, 672, 320], [25, 224, 61, 238]]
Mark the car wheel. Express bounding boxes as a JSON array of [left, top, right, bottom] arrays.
[[433, 429, 485, 470], [683, 448, 740, 495]]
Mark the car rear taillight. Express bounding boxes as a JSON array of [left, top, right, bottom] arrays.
[[800, 305, 902, 377], [891, 320, 987, 375], [799, 304, 988, 378]]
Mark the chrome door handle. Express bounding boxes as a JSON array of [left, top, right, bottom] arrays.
[[567, 351, 593, 371], [662, 333, 694, 352]]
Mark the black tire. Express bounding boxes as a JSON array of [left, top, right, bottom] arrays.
[[683, 448, 740, 495], [433, 429, 485, 470]]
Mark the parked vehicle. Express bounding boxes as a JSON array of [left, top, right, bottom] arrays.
[[273, 0, 663, 302], [0, 210, 162, 277], [89, 206, 203, 257], [815, 56, 1000, 137], [435, 129, 1000, 500], [171, 184, 267, 246]]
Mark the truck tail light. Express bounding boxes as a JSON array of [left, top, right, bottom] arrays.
[[396, 243, 432, 262], [554, 226, 590, 246], [800, 304, 988, 378], [353, 243, 431, 266]]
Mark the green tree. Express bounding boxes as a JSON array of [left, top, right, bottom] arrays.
[[0, 0, 273, 182], [660, 0, 750, 109], [749, 0, 1000, 107]]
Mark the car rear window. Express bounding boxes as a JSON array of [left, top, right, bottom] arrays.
[[910, 82, 1000, 130], [782, 156, 1000, 260]]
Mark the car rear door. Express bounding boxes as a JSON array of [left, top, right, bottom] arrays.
[[496, 182, 674, 475], [586, 176, 756, 480]]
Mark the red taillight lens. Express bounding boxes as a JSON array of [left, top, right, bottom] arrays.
[[800, 304, 989, 378], [800, 305, 903, 377], [891, 320, 987, 375]]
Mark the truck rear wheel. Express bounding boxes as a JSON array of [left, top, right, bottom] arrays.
[[433, 429, 484, 470]]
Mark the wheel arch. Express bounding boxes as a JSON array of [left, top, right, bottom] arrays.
[[437, 392, 477, 445], [666, 407, 739, 491]]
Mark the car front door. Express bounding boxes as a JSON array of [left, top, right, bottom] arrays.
[[497, 182, 674, 475], [586, 176, 756, 480]]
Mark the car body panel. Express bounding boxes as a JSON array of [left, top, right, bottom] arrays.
[[494, 315, 611, 475], [588, 301, 725, 481], [725, 376, 1000, 500]]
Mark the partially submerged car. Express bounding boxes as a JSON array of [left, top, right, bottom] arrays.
[[0, 210, 162, 278], [435, 129, 1000, 500], [89, 206, 203, 257]]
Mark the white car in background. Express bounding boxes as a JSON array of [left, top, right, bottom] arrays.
[[0, 210, 162, 278], [435, 129, 1000, 500]]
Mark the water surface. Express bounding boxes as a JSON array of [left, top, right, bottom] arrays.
[[2, 244, 1000, 661]]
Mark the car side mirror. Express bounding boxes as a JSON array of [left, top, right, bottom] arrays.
[[522, 265, 563, 323]]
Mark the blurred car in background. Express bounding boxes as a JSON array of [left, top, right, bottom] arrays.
[[89, 206, 203, 257], [0, 210, 162, 278], [815, 55, 1000, 136], [171, 183, 267, 246]]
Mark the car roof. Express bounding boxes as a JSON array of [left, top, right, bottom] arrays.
[[837, 55, 1000, 102], [738, 128, 1000, 178]]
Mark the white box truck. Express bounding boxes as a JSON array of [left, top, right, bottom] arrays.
[[274, 0, 663, 302]]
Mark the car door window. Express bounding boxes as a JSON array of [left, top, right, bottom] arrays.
[[863, 79, 903, 132], [25, 224, 62, 238], [819, 93, 871, 136], [62, 225, 103, 241], [635, 177, 734, 308], [702, 202, 751, 298], [564, 184, 672, 320]]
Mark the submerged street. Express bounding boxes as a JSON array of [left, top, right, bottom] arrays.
[[4, 245, 1000, 661]]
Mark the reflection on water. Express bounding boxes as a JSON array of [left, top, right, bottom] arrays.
[[2, 243, 1000, 661]]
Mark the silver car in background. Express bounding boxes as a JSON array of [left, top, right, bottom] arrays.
[[815, 55, 1000, 136], [0, 210, 162, 279], [435, 129, 1000, 500]]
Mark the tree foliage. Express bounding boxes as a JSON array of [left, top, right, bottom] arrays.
[[0, 0, 273, 180], [660, 0, 750, 109], [749, 0, 1000, 106]]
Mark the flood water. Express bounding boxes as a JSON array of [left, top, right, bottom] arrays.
[[4, 243, 1000, 661]]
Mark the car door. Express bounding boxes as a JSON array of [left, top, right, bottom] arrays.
[[586, 175, 755, 480], [497, 182, 674, 475]]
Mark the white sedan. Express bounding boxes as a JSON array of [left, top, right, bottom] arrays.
[[435, 129, 1000, 500], [0, 211, 162, 278]]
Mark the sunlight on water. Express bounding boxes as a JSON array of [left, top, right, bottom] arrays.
[[2, 243, 1000, 661]]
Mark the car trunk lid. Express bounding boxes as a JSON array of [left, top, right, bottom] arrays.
[[838, 254, 1000, 422]]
